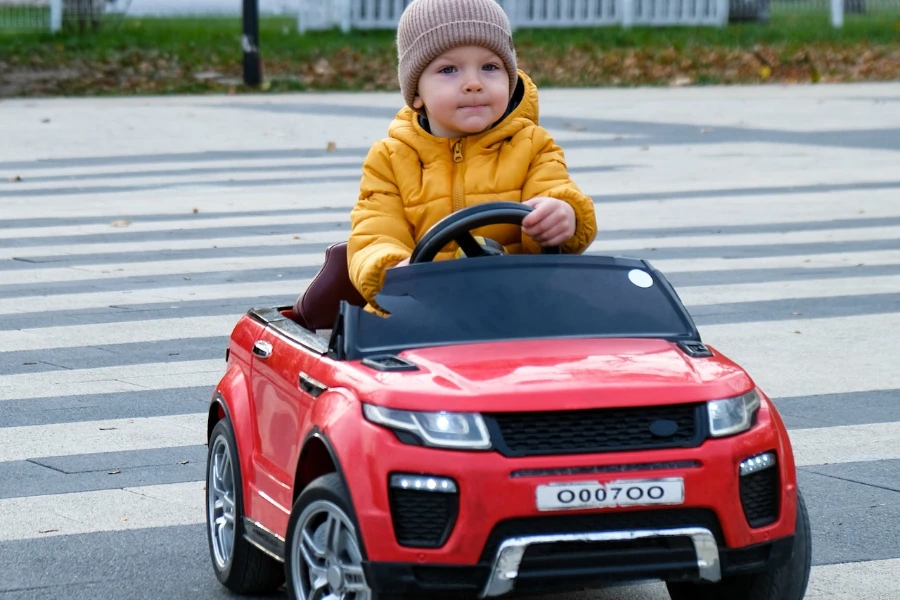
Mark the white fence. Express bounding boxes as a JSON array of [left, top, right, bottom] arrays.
[[297, 0, 731, 32]]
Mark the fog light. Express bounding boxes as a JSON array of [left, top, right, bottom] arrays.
[[390, 473, 457, 493], [740, 452, 777, 477]]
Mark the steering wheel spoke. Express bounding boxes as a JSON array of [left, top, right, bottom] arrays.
[[455, 232, 489, 258]]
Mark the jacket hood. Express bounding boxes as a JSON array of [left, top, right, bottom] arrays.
[[386, 70, 540, 162]]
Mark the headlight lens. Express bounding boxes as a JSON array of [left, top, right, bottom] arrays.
[[708, 389, 761, 438], [363, 405, 491, 450]]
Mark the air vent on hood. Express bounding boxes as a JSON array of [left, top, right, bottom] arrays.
[[362, 355, 419, 372], [678, 341, 713, 358]]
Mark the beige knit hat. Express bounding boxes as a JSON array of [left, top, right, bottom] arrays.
[[397, 0, 518, 111]]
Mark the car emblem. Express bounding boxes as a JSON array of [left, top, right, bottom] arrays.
[[649, 419, 679, 438]]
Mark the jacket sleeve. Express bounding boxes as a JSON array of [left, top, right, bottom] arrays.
[[348, 141, 415, 306], [520, 127, 597, 255]]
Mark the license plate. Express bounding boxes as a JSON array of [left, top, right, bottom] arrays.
[[536, 478, 685, 511]]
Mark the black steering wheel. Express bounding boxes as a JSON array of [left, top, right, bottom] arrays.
[[410, 202, 561, 264]]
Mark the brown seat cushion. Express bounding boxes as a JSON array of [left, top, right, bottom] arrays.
[[292, 242, 367, 330]]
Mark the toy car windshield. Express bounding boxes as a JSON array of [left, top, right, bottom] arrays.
[[338, 254, 700, 359]]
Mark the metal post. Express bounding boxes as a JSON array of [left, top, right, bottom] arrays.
[[716, 0, 730, 26], [339, 0, 352, 33], [50, 0, 63, 32], [242, 0, 262, 87], [621, 0, 634, 27], [297, 0, 306, 34], [830, 0, 844, 27]]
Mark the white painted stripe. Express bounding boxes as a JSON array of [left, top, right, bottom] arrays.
[[0, 278, 309, 315], [679, 274, 900, 307], [0, 314, 241, 352], [806, 558, 900, 600], [649, 249, 900, 274], [791, 422, 900, 467], [0, 359, 224, 402], [701, 313, 900, 399], [0, 252, 324, 285], [0, 230, 345, 260], [0, 481, 204, 542], [0, 211, 347, 240], [0, 414, 205, 463], [596, 225, 900, 252], [13, 156, 364, 177]]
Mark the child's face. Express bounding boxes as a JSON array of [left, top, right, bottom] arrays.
[[413, 45, 510, 139]]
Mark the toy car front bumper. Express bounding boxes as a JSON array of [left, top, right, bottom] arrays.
[[362, 535, 794, 597]]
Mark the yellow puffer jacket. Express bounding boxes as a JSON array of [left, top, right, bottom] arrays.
[[348, 70, 597, 308]]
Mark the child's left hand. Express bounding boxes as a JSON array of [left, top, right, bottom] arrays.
[[522, 197, 576, 247]]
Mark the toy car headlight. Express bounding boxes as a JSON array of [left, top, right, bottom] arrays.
[[363, 405, 491, 450], [707, 389, 761, 438]]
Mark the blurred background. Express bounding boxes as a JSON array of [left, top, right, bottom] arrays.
[[1, 0, 898, 97]]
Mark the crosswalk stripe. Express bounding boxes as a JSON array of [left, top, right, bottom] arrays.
[[701, 312, 900, 399], [0, 481, 204, 542], [678, 274, 900, 307], [0, 315, 240, 352], [790, 422, 900, 467], [0, 211, 348, 241], [0, 414, 205, 463], [0, 279, 309, 316], [0, 253, 323, 286], [0, 359, 224, 402], [806, 558, 900, 599], [0, 231, 344, 260], [599, 225, 900, 252], [650, 249, 900, 273]]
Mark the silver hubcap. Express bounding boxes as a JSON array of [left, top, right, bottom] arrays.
[[207, 434, 236, 569], [292, 500, 371, 600]]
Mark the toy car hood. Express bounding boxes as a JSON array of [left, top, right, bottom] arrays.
[[342, 336, 755, 414]]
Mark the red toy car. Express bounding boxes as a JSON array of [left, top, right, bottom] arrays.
[[205, 203, 811, 600]]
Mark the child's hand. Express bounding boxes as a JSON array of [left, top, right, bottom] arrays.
[[522, 197, 576, 246]]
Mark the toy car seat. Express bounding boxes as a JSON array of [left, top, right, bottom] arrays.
[[292, 242, 366, 330]]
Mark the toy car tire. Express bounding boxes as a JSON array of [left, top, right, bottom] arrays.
[[666, 491, 812, 600], [285, 473, 405, 600], [206, 418, 285, 595]]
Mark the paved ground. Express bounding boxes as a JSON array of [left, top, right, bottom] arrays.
[[1, 82, 899, 600]]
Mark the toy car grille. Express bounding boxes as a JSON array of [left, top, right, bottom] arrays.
[[740, 465, 780, 528], [480, 508, 724, 562], [389, 488, 459, 549], [484, 404, 704, 457]]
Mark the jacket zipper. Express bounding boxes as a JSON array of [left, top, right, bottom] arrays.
[[452, 140, 465, 212]]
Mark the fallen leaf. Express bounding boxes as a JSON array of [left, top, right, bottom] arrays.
[[110, 219, 131, 227], [326, 141, 337, 153], [39, 528, 59, 534], [192, 207, 199, 213], [293, 235, 300, 240], [10, 175, 22, 182], [108, 469, 121, 475], [793, 330, 802, 334], [759, 65, 772, 79]]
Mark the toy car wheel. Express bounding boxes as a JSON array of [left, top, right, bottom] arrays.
[[666, 491, 812, 600], [285, 473, 387, 600], [206, 418, 284, 594]]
